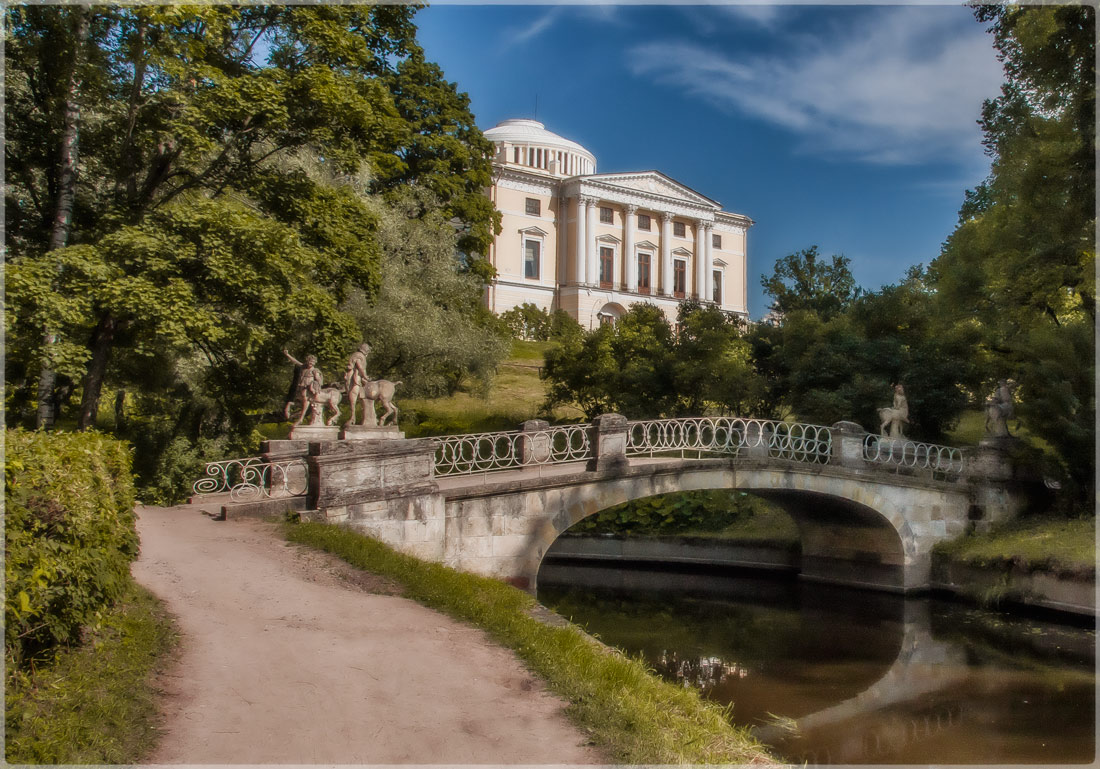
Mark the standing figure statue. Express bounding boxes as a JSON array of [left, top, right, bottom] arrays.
[[283, 349, 342, 426], [344, 342, 401, 427], [877, 383, 909, 439], [984, 379, 1015, 437]]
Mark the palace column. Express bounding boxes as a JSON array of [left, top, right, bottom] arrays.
[[574, 196, 587, 285], [585, 197, 599, 286], [705, 223, 715, 303], [659, 213, 673, 296], [623, 204, 637, 292], [694, 219, 707, 299]]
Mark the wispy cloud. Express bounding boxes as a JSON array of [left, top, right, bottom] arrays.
[[714, 4, 785, 30], [500, 7, 563, 51], [628, 7, 1004, 165]]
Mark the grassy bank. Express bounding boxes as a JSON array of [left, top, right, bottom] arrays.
[[934, 517, 1095, 578], [5, 582, 178, 764], [284, 520, 773, 765]]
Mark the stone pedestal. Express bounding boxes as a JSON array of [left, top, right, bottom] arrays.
[[289, 425, 340, 442], [519, 419, 552, 464], [740, 421, 773, 460], [587, 413, 629, 471], [830, 421, 868, 469], [341, 425, 404, 441]]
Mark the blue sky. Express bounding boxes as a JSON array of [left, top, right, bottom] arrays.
[[414, 3, 1006, 319]]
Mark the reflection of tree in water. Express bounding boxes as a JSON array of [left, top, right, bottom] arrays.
[[653, 650, 752, 690]]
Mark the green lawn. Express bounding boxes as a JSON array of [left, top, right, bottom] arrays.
[[5, 582, 179, 765], [401, 340, 583, 437], [934, 517, 1096, 577]]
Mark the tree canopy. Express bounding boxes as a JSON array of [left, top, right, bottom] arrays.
[[5, 5, 506, 499]]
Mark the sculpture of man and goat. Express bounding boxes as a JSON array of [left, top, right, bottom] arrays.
[[284, 344, 400, 428]]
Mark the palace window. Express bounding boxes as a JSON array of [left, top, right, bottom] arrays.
[[524, 239, 541, 279], [525, 197, 541, 216], [673, 259, 687, 298], [637, 252, 652, 294], [712, 233, 722, 249], [638, 213, 651, 231], [673, 221, 686, 238], [712, 269, 723, 304], [599, 246, 614, 288], [600, 206, 613, 224]]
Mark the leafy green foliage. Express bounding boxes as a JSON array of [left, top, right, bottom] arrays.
[[571, 490, 779, 537], [761, 246, 861, 321], [543, 303, 766, 420], [931, 5, 1095, 507], [6, 5, 506, 500], [759, 259, 981, 439], [5, 430, 138, 669], [498, 303, 583, 343], [342, 187, 509, 398], [5, 583, 177, 765]]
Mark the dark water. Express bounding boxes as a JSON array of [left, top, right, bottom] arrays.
[[538, 563, 1096, 764]]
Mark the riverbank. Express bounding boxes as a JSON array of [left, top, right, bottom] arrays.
[[548, 521, 1095, 618]]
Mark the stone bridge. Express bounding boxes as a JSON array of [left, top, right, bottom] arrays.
[[197, 415, 1030, 593]]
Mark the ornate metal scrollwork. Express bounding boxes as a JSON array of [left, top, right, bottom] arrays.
[[191, 457, 309, 501], [862, 434, 963, 477], [432, 423, 591, 476]]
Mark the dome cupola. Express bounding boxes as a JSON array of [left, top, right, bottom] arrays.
[[484, 118, 596, 177]]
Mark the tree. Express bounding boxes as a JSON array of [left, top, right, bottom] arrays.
[[342, 187, 508, 398], [6, 5, 502, 431], [931, 5, 1095, 506], [542, 303, 766, 421], [761, 246, 861, 321]]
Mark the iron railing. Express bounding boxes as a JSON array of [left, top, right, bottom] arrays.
[[862, 434, 965, 477], [626, 417, 832, 464], [191, 457, 309, 502], [432, 423, 591, 476]]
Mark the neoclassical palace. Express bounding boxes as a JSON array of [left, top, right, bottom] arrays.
[[482, 118, 752, 328]]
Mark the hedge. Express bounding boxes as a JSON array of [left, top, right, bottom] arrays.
[[5, 429, 139, 670]]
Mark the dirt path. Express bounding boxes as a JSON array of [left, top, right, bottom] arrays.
[[133, 505, 604, 764]]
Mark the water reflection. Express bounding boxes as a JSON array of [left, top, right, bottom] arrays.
[[538, 563, 1095, 764]]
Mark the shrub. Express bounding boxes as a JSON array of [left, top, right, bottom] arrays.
[[5, 430, 139, 669]]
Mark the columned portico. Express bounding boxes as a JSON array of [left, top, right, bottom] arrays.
[[482, 118, 752, 327]]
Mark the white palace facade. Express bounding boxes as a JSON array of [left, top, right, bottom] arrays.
[[482, 118, 752, 329]]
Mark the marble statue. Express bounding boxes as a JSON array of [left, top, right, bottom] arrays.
[[283, 349, 341, 426], [985, 379, 1015, 437], [344, 342, 401, 427], [878, 383, 909, 439]]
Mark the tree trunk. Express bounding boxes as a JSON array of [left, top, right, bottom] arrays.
[[114, 389, 127, 431], [36, 8, 89, 429], [78, 314, 117, 431]]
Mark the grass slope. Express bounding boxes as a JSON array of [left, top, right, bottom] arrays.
[[935, 517, 1095, 578], [5, 582, 179, 764], [284, 520, 774, 765]]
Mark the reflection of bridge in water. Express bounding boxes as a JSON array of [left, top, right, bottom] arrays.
[[196, 414, 1029, 593], [752, 601, 969, 764]]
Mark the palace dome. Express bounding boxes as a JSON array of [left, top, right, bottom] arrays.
[[484, 118, 596, 176]]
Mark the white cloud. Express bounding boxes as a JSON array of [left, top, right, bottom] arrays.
[[714, 4, 785, 30], [628, 6, 1005, 165], [500, 8, 563, 51]]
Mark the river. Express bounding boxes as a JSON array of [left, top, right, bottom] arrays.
[[538, 562, 1095, 764]]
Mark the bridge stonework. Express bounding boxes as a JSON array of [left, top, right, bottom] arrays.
[[281, 417, 1030, 594]]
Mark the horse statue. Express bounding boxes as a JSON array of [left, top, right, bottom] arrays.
[[291, 385, 343, 427], [347, 377, 401, 427], [877, 383, 909, 439]]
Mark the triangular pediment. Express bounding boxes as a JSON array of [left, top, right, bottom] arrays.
[[585, 171, 720, 208]]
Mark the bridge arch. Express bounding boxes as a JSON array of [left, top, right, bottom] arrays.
[[441, 459, 963, 593]]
